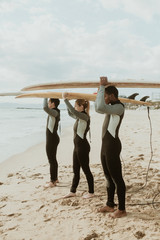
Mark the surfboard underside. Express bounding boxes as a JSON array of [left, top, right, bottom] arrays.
[[16, 92, 151, 106], [21, 81, 160, 91]]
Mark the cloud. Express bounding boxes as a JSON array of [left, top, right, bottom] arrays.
[[99, 0, 160, 21], [0, 66, 29, 91], [0, 1, 18, 13], [0, 0, 30, 13], [0, 0, 160, 94]]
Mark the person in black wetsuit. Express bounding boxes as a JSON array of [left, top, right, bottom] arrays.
[[43, 98, 60, 188], [95, 76, 127, 218], [62, 92, 94, 199]]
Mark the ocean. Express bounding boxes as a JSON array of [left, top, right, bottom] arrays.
[[0, 102, 74, 163], [1, 86, 160, 164]]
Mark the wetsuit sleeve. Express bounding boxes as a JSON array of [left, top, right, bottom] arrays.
[[67, 109, 77, 119], [95, 86, 124, 115], [64, 99, 89, 121], [94, 97, 102, 114], [43, 98, 59, 117]]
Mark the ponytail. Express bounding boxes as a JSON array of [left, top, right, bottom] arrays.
[[85, 100, 90, 115], [75, 99, 90, 115]]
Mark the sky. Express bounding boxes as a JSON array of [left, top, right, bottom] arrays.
[[0, 0, 160, 103]]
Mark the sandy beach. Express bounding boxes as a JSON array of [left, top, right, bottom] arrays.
[[0, 109, 160, 240]]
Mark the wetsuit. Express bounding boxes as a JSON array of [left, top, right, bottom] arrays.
[[64, 99, 94, 194], [43, 98, 60, 183], [95, 85, 126, 211]]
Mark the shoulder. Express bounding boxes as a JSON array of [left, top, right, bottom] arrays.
[[113, 100, 124, 108], [55, 108, 60, 116], [55, 108, 60, 113], [112, 101, 124, 115], [83, 111, 90, 120]]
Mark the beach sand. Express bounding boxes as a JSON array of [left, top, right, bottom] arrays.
[[0, 109, 160, 240]]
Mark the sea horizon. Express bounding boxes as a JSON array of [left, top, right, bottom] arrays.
[[0, 102, 73, 164]]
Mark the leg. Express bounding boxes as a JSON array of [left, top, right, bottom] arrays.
[[46, 132, 59, 182], [77, 142, 94, 194], [108, 165, 127, 218], [107, 138, 126, 211], [63, 151, 79, 198], [107, 156, 126, 211], [70, 148, 80, 193], [81, 159, 94, 194], [101, 149, 116, 208]]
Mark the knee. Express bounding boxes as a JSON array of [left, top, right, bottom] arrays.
[[82, 167, 92, 176], [49, 158, 57, 165], [73, 172, 80, 179], [73, 167, 80, 176]]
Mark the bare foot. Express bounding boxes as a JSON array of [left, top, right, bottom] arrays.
[[97, 205, 115, 213], [109, 209, 127, 218], [44, 181, 56, 188], [63, 192, 76, 198], [82, 193, 95, 199]]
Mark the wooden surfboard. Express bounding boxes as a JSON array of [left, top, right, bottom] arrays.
[[21, 80, 160, 91], [16, 92, 152, 106], [0, 92, 23, 96]]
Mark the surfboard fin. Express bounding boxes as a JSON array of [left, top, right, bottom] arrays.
[[140, 96, 150, 102], [128, 93, 139, 99]]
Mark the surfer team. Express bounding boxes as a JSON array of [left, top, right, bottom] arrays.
[[43, 77, 127, 219]]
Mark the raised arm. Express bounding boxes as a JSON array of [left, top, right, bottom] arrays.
[[43, 98, 59, 117], [64, 99, 89, 121]]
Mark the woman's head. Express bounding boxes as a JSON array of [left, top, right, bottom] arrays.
[[75, 99, 90, 114], [48, 98, 60, 109]]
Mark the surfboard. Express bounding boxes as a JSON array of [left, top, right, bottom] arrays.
[[21, 80, 160, 91], [0, 92, 23, 96], [16, 92, 152, 106]]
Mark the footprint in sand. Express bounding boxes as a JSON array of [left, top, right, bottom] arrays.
[[7, 173, 14, 178], [44, 218, 52, 222], [21, 200, 28, 203], [60, 199, 73, 206], [134, 231, 145, 239], [60, 199, 80, 207], [30, 173, 43, 179], [37, 204, 45, 211], [139, 154, 144, 157], [0, 196, 8, 201], [16, 173, 26, 179], [7, 213, 22, 217], [7, 225, 18, 231], [0, 204, 6, 209], [83, 232, 99, 240], [43, 213, 52, 222], [71, 200, 79, 206]]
